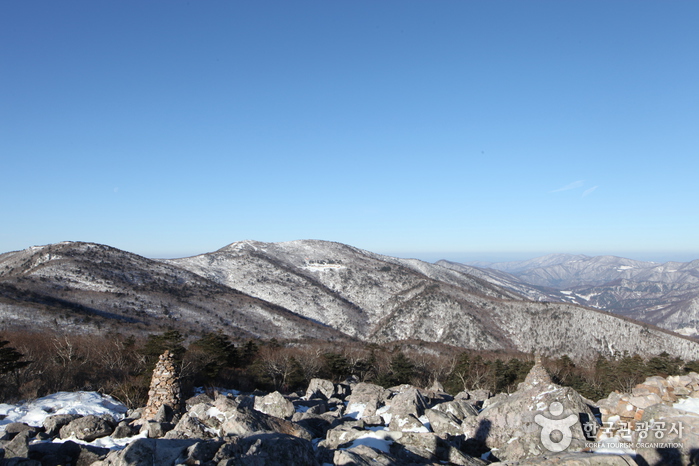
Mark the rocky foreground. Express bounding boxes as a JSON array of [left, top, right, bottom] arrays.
[[3, 354, 699, 465]]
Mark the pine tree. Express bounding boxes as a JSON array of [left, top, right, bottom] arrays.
[[389, 352, 415, 386], [141, 330, 186, 370], [0, 340, 30, 374], [190, 332, 238, 380]]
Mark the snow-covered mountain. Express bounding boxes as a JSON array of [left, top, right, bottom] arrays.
[[167, 240, 699, 360], [0, 242, 344, 341], [443, 254, 699, 336], [2, 240, 699, 361]]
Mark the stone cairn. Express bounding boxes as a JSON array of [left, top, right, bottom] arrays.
[[141, 350, 182, 421], [518, 353, 553, 390]]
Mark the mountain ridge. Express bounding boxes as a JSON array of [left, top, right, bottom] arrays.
[[445, 253, 699, 336], [2, 240, 698, 361]]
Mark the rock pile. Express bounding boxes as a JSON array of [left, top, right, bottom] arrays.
[[141, 350, 182, 422], [6, 357, 699, 465], [592, 372, 699, 465], [596, 372, 699, 438]]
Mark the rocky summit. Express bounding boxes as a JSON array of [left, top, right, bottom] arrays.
[[5, 355, 699, 465]]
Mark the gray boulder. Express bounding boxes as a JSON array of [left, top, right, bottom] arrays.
[[2, 430, 32, 459], [253, 390, 295, 420], [319, 425, 371, 450], [181, 439, 224, 465], [165, 402, 216, 439], [27, 440, 110, 466], [424, 408, 462, 436], [333, 444, 402, 466], [92, 438, 197, 466], [345, 383, 390, 419], [43, 414, 82, 437], [169, 396, 312, 440], [481, 392, 508, 410], [433, 399, 478, 422], [390, 431, 486, 465], [305, 378, 335, 400], [632, 403, 699, 466], [220, 406, 312, 440], [139, 420, 173, 439], [388, 413, 428, 433], [111, 420, 140, 439], [387, 385, 428, 418], [215, 432, 319, 466], [184, 392, 214, 410], [463, 362, 596, 462], [153, 403, 178, 424], [292, 398, 327, 416], [59, 415, 115, 442]]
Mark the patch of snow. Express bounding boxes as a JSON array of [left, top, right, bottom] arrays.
[[533, 386, 559, 400], [560, 291, 572, 295], [403, 424, 430, 433], [375, 404, 390, 422], [674, 398, 699, 415], [54, 430, 148, 450], [617, 266, 634, 271], [342, 431, 394, 453], [304, 264, 346, 272], [676, 327, 699, 337], [418, 414, 431, 431], [0, 392, 127, 431], [205, 406, 225, 422], [345, 402, 366, 420]]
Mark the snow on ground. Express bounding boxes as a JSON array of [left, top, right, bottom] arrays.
[[344, 402, 367, 420], [674, 397, 699, 415], [676, 327, 699, 337], [418, 415, 431, 431], [0, 391, 143, 450], [54, 431, 148, 450], [0, 391, 128, 431], [304, 264, 346, 272], [341, 431, 394, 453]]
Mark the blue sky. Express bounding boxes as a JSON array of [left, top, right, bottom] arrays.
[[2, 1, 698, 262]]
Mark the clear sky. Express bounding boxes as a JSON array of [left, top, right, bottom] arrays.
[[2, 1, 698, 263]]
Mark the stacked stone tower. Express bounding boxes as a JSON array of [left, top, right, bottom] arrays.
[[142, 350, 182, 421], [519, 353, 553, 390]]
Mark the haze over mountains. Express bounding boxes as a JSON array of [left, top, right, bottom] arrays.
[[439, 253, 699, 337], [1, 240, 698, 362]]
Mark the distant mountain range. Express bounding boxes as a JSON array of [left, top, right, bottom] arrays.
[[438, 254, 699, 337], [1, 241, 698, 362]]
